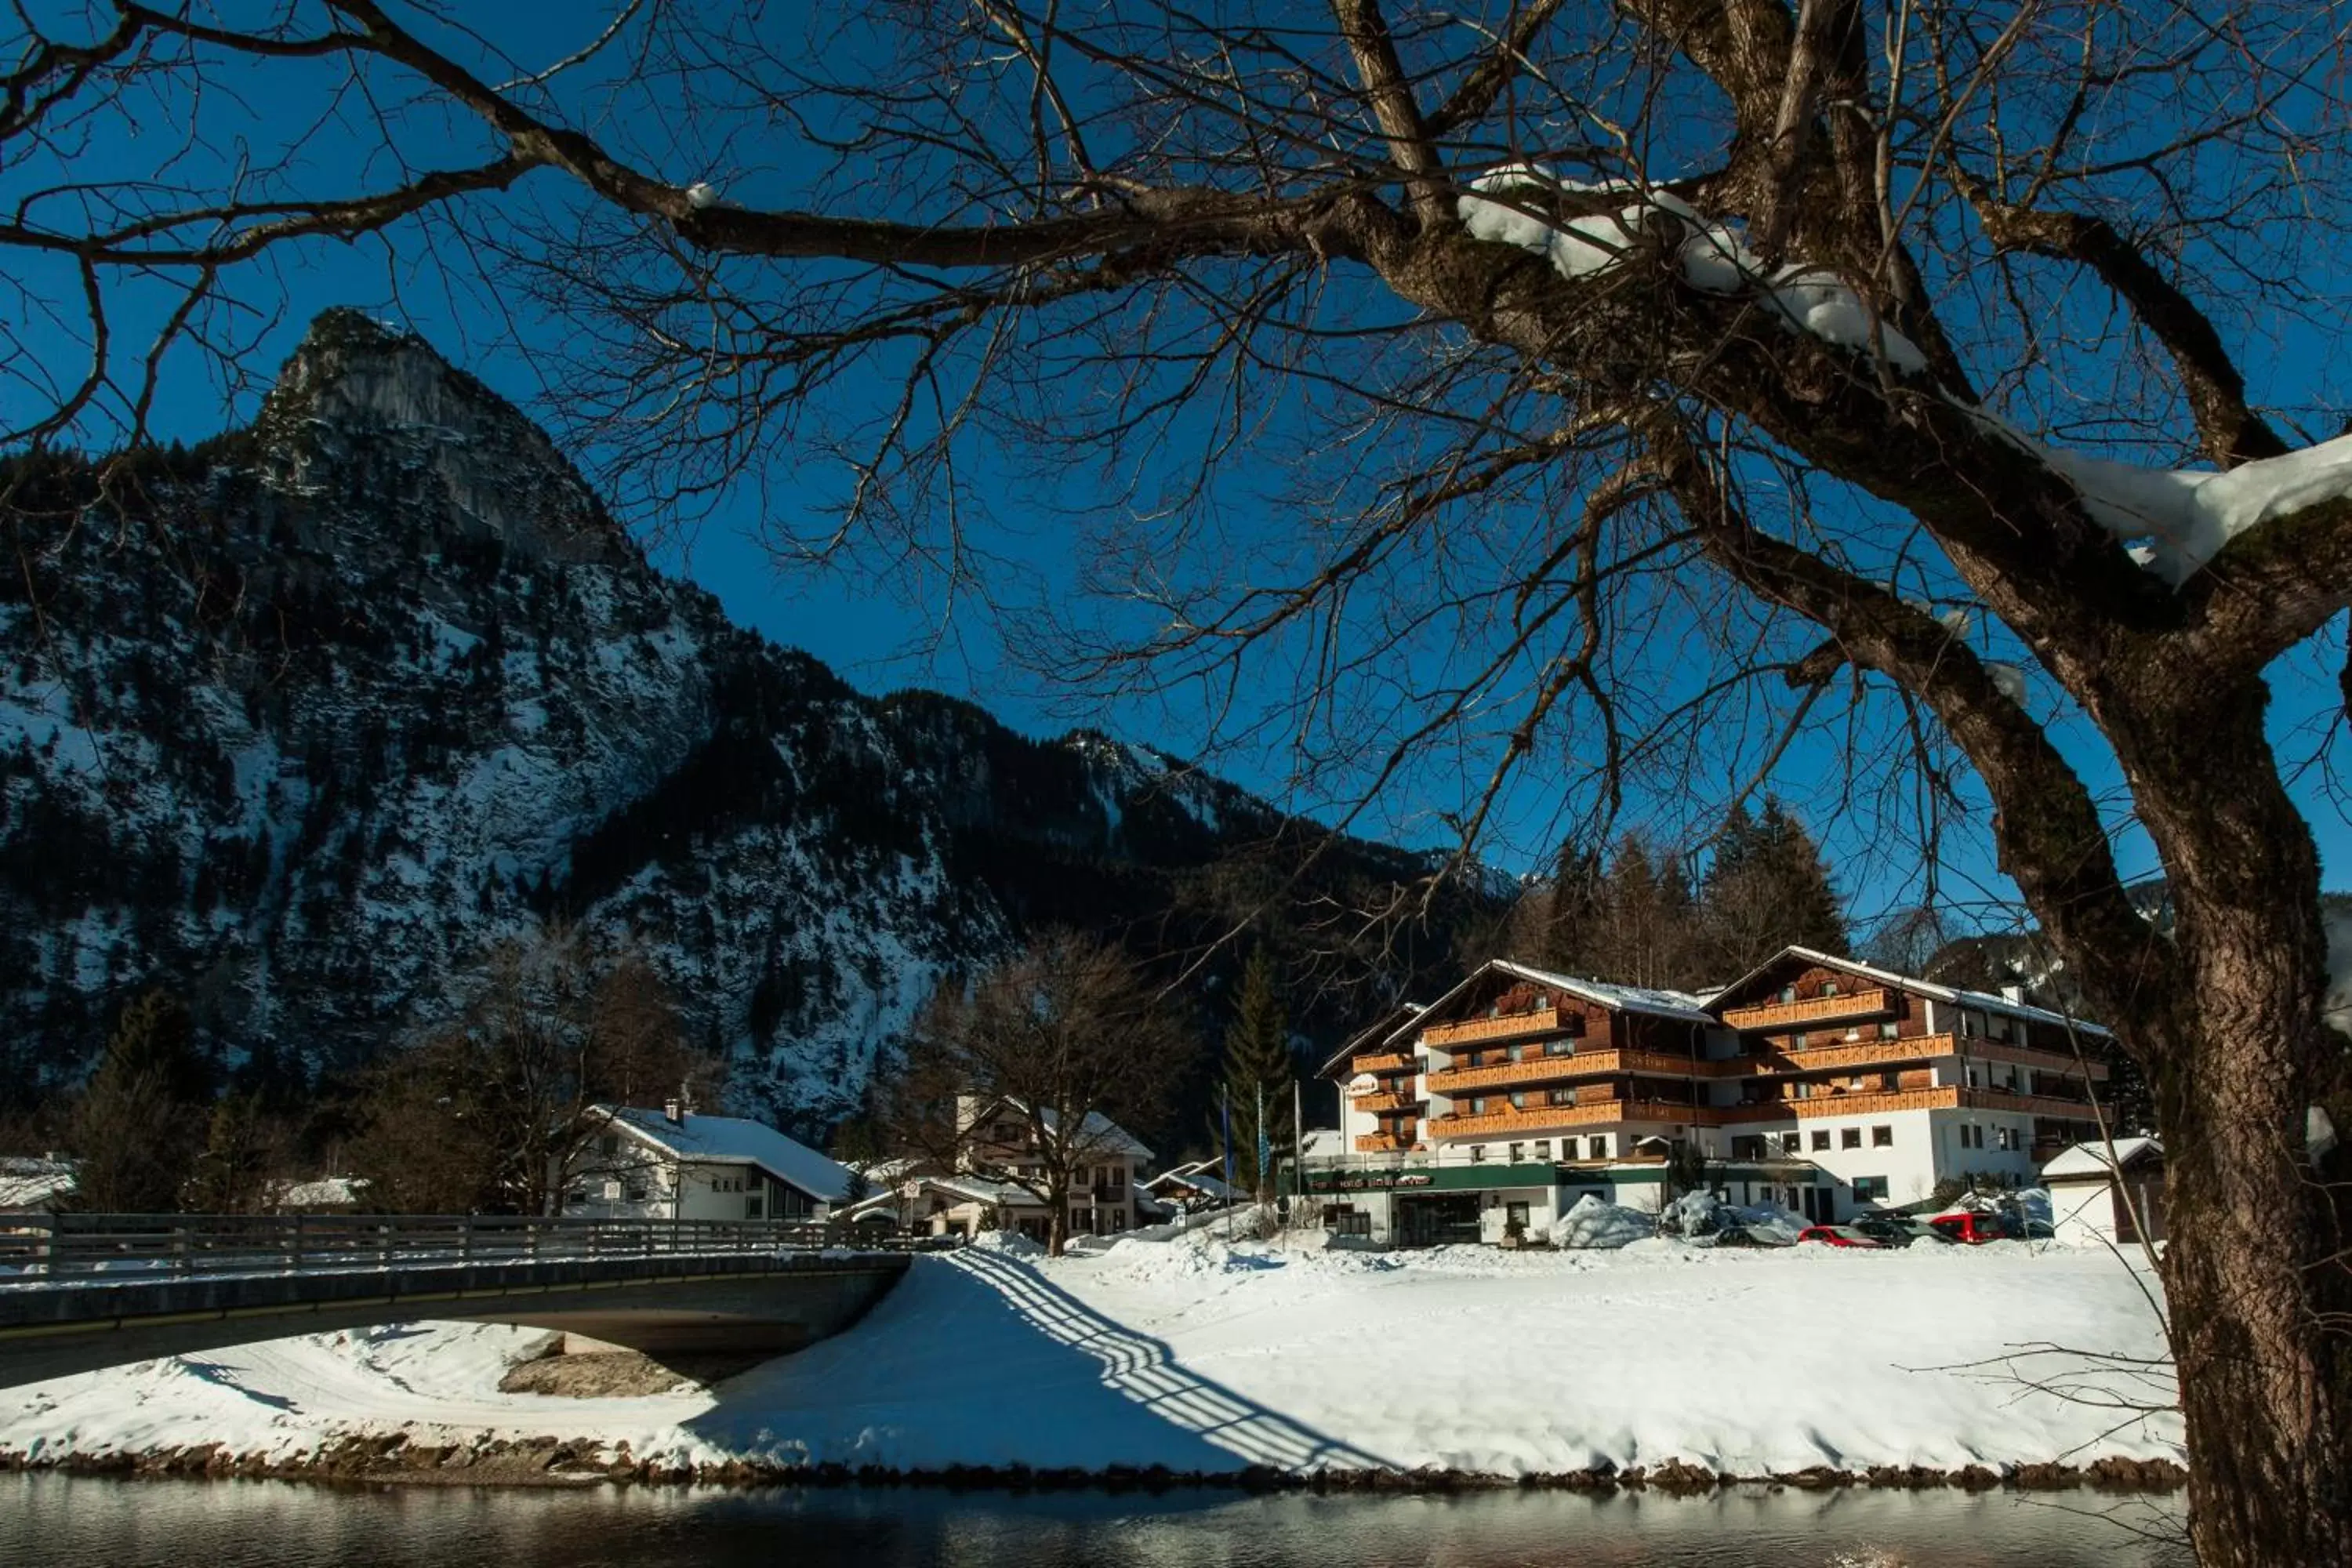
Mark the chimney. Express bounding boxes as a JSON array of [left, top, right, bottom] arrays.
[[663, 1097, 683, 1127], [1999, 985, 2026, 1005]]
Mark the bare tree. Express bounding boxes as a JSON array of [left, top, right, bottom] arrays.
[[348, 924, 715, 1214], [893, 931, 1195, 1255], [7, 3, 2352, 1557]]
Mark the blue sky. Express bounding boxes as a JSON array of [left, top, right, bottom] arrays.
[[10, 1, 2351, 938]]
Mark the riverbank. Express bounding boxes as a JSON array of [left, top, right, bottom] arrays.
[[0, 1230, 2186, 1493]]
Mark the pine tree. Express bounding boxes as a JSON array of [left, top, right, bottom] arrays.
[[1217, 947, 1294, 1200], [1694, 797, 1849, 979], [1583, 833, 1702, 989], [70, 990, 212, 1211], [187, 1092, 281, 1213], [1539, 841, 1606, 976]]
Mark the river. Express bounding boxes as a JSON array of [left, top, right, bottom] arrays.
[[0, 1475, 2191, 1566]]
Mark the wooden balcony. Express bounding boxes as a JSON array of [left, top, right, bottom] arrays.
[[1352, 1052, 1414, 1075], [1355, 1133, 1413, 1152], [1420, 1007, 1563, 1049], [1719, 987, 1893, 1033], [1425, 1047, 1718, 1094], [1429, 1098, 1708, 1139], [1356, 1091, 1420, 1114], [1709, 1032, 2109, 1083]]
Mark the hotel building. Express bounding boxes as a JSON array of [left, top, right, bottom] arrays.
[[1306, 946, 2110, 1244]]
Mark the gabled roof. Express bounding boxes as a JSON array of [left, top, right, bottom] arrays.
[[1315, 1000, 1426, 1078], [1706, 946, 2113, 1037], [1489, 959, 1719, 1025], [965, 1096, 1154, 1160], [2040, 1137, 2161, 1179], [1143, 1157, 1239, 1199], [1399, 957, 1717, 1042], [604, 1107, 854, 1202]]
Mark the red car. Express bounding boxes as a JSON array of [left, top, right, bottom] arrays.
[[1797, 1225, 1888, 1248], [1929, 1211, 2011, 1244]]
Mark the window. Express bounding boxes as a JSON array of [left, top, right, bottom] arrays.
[[1588, 1135, 1611, 1160], [1471, 1145, 1486, 1163], [1545, 1037, 1577, 1056], [1508, 1142, 1524, 1163], [1780, 1132, 1802, 1154], [1853, 1176, 1887, 1203], [1961, 1011, 1981, 1038], [1841, 1127, 1862, 1149], [1879, 1022, 1900, 1039], [1508, 1091, 1528, 1110], [1791, 1031, 1809, 1049], [1778, 985, 1798, 1003], [1534, 1140, 1551, 1160], [1810, 1130, 1831, 1152], [1821, 980, 1841, 996], [1506, 1201, 1531, 1228], [1732, 1135, 1768, 1160], [1872, 1125, 1893, 1148]]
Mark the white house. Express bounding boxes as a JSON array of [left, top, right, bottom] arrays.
[[2042, 1137, 2166, 1247], [564, 1105, 852, 1223]]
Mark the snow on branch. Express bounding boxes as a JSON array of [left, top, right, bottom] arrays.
[[1455, 164, 1928, 375], [1456, 164, 2352, 593]]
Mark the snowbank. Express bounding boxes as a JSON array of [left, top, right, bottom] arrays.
[[0, 1229, 2181, 1484]]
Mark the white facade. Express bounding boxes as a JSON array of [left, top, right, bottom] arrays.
[[564, 1107, 851, 1223]]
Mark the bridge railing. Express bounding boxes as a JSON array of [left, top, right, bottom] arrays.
[[0, 1212, 938, 1282]]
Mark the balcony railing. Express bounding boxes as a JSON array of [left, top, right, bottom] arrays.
[[1420, 1007, 1563, 1049], [1719, 987, 1893, 1033], [1355, 1133, 1414, 1152], [1425, 1047, 1715, 1095], [1428, 1098, 1706, 1139], [1356, 1091, 1420, 1114], [1352, 1052, 1414, 1075], [1706, 1031, 2109, 1083]]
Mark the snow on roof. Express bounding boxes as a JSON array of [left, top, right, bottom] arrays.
[[606, 1107, 853, 1202], [0, 1157, 72, 1211], [2039, 1138, 2161, 1180], [277, 1175, 366, 1209], [1491, 960, 1719, 1025], [1710, 946, 2113, 1037], [973, 1097, 1154, 1161], [1145, 1159, 1239, 1199]]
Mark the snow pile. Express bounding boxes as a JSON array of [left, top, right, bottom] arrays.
[[1457, 165, 1927, 374], [1549, 1194, 1655, 1250]]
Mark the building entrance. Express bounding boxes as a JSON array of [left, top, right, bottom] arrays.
[[1396, 1194, 1481, 1247]]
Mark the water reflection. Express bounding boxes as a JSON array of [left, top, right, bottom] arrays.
[[0, 1475, 2190, 1568]]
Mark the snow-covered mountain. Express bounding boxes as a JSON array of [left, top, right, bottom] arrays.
[[0, 311, 1486, 1134]]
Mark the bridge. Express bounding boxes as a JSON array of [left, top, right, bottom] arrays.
[[0, 1212, 920, 1389]]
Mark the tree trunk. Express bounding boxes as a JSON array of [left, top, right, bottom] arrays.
[[2160, 996, 2352, 1566], [2092, 684, 2352, 1566], [1046, 1173, 1068, 1258]]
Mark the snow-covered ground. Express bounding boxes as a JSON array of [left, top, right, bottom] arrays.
[[0, 1231, 2180, 1481]]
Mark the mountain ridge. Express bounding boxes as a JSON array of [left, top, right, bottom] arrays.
[[0, 310, 1491, 1139]]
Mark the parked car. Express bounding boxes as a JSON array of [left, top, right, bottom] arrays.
[[1711, 1224, 1796, 1248], [1851, 1215, 1951, 1247], [1797, 1225, 1888, 1249], [1929, 1210, 2012, 1244], [2021, 1218, 2056, 1240]]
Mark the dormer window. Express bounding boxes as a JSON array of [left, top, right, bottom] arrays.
[[1820, 981, 1841, 997]]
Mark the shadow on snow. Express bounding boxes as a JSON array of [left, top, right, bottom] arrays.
[[684, 1248, 1393, 1475]]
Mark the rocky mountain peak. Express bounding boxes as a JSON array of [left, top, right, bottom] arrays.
[[249, 307, 626, 566]]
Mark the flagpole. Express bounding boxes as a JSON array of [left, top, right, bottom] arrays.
[[1292, 1076, 1305, 1235], [1221, 1082, 1233, 1242]]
